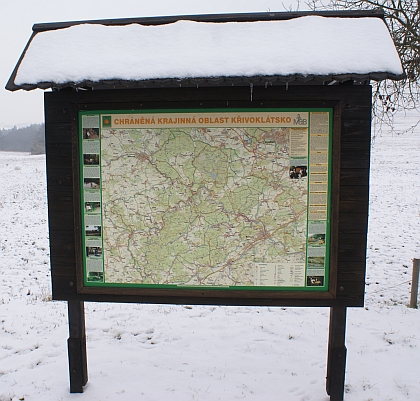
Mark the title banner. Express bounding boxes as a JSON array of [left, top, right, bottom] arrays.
[[102, 112, 309, 128]]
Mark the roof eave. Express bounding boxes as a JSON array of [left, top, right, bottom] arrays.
[[9, 72, 406, 92]]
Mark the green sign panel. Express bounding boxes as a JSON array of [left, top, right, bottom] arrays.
[[80, 109, 332, 291]]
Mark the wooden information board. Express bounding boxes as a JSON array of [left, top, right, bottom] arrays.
[[45, 84, 370, 307], [9, 9, 401, 399]]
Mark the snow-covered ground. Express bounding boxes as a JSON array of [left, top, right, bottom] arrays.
[[0, 111, 419, 401]]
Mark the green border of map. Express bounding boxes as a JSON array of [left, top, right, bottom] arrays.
[[79, 108, 333, 292]]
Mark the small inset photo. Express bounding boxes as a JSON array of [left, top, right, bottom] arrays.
[[87, 272, 104, 282], [86, 225, 101, 237], [83, 154, 100, 165], [307, 276, 324, 286], [307, 256, 325, 268], [289, 165, 307, 179], [86, 246, 102, 258], [83, 128, 99, 140], [84, 178, 100, 189], [85, 202, 101, 214], [308, 233, 326, 246]]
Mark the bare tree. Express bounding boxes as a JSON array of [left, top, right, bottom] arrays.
[[307, 0, 420, 127]]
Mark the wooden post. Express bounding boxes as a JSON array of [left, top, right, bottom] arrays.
[[409, 259, 420, 308], [67, 301, 88, 393], [326, 306, 347, 401]]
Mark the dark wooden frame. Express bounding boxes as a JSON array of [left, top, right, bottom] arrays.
[[45, 84, 371, 308]]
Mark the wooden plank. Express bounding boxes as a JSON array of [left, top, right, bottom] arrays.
[[339, 199, 369, 214], [46, 170, 73, 187], [340, 142, 371, 169], [48, 211, 74, 231], [45, 143, 73, 166], [53, 291, 364, 307], [47, 196, 73, 212], [52, 275, 77, 299], [49, 233, 76, 260], [338, 248, 367, 263], [340, 169, 370, 186], [51, 266, 77, 278], [338, 213, 368, 233], [44, 83, 372, 106], [339, 185, 369, 200], [337, 232, 368, 250], [44, 107, 74, 125], [340, 159, 370, 172], [336, 272, 366, 287], [341, 122, 372, 143], [337, 270, 366, 283], [44, 123, 73, 143], [50, 255, 76, 270], [340, 139, 371, 151], [46, 184, 73, 199]]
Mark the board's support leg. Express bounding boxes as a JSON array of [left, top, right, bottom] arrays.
[[67, 301, 88, 393], [326, 306, 347, 401]]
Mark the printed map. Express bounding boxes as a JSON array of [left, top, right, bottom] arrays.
[[100, 124, 308, 286]]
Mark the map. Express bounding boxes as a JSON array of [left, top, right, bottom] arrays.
[[81, 111, 331, 289]]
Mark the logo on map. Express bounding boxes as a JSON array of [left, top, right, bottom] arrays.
[[102, 116, 112, 127]]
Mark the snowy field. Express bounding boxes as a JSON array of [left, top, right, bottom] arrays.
[[1, 111, 419, 401]]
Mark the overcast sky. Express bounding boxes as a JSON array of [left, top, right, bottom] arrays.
[[1, 0, 300, 128]]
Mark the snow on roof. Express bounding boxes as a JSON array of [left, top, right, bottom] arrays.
[[8, 14, 404, 90]]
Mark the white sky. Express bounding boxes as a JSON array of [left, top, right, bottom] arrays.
[[1, 0, 300, 128]]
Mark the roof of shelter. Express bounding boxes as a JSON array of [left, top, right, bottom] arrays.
[[6, 10, 405, 91]]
